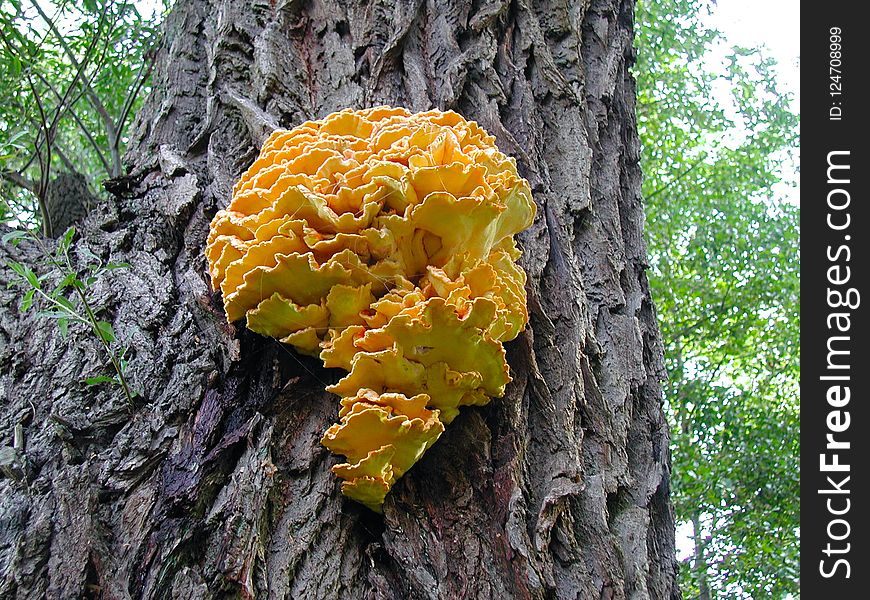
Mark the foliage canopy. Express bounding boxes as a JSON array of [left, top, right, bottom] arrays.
[[0, 0, 164, 231], [635, 0, 800, 598]]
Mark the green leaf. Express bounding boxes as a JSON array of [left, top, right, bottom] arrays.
[[36, 310, 71, 320], [6, 260, 25, 277], [53, 296, 77, 313], [1, 229, 28, 245], [19, 288, 34, 312], [52, 273, 78, 296], [58, 318, 69, 339], [9, 55, 21, 79], [104, 261, 131, 270], [83, 375, 116, 386], [22, 265, 40, 289], [94, 320, 115, 343], [57, 226, 76, 256], [79, 246, 103, 268]]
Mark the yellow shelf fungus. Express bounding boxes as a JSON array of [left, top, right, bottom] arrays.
[[205, 107, 535, 512]]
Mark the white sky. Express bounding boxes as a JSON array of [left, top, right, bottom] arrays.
[[708, 0, 800, 106], [706, 0, 801, 207]]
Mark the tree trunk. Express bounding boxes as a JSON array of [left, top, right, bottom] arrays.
[[0, 0, 680, 598], [690, 513, 711, 600]]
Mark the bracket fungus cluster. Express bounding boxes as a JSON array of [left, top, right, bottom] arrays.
[[205, 107, 536, 512]]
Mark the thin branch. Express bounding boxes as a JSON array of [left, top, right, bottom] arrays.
[[0, 28, 49, 192], [5, 0, 111, 233], [22, 69, 52, 235], [51, 145, 77, 175], [115, 42, 159, 156], [29, 0, 127, 176], [32, 71, 113, 176], [0, 170, 36, 193], [645, 153, 708, 202], [38, 20, 108, 140], [28, 0, 115, 141], [84, 1, 137, 177], [675, 284, 734, 340]]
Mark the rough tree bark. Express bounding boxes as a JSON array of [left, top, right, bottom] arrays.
[[0, 0, 679, 598]]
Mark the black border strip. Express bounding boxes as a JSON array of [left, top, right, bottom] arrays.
[[802, 4, 868, 596]]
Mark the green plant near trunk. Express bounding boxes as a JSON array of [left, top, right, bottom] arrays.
[[3, 224, 136, 407]]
